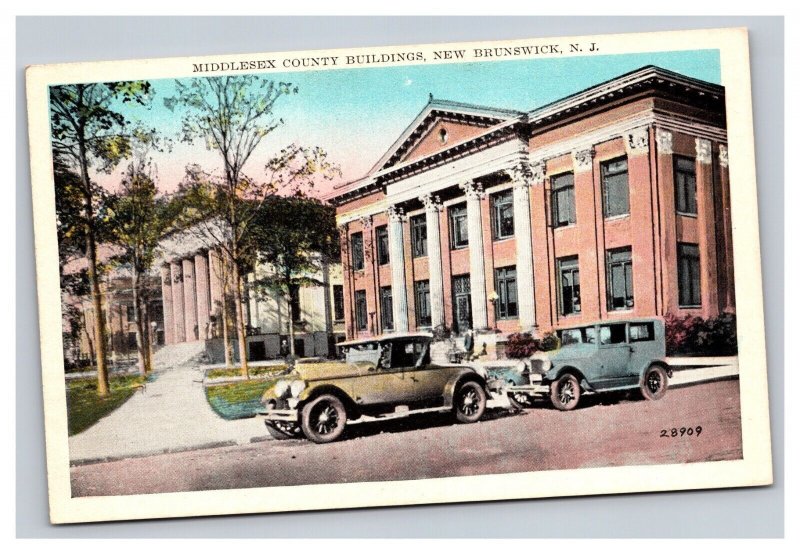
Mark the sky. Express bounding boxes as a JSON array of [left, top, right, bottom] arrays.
[[76, 49, 721, 200]]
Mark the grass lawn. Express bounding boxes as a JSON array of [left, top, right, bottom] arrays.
[[205, 378, 280, 420], [66, 374, 148, 436], [205, 364, 287, 380]]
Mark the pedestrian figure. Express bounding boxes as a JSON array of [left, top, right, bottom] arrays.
[[463, 328, 475, 361]]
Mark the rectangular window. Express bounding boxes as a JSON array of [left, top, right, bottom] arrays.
[[558, 256, 581, 316], [606, 247, 634, 310], [414, 280, 432, 327], [380, 286, 393, 331], [350, 232, 364, 271], [411, 215, 427, 258], [289, 284, 302, 322], [354, 290, 368, 331], [629, 322, 655, 342], [494, 266, 518, 319], [600, 323, 627, 345], [551, 172, 576, 227], [678, 243, 702, 307], [376, 225, 390, 265], [333, 285, 345, 321], [491, 190, 514, 239], [601, 157, 630, 218], [126, 305, 135, 322], [674, 156, 698, 215], [449, 204, 469, 249]]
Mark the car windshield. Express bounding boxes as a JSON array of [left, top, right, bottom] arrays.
[[560, 327, 598, 346], [344, 343, 382, 367]]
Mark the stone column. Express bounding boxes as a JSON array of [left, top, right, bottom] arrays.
[[718, 145, 736, 312], [695, 138, 719, 318], [508, 162, 538, 331], [182, 258, 198, 341], [459, 181, 488, 330], [170, 260, 186, 343], [194, 252, 211, 340], [387, 205, 409, 332], [160, 264, 174, 345], [420, 193, 444, 328]]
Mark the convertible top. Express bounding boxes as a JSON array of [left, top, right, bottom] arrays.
[[337, 332, 433, 348]]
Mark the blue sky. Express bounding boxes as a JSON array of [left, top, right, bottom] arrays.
[[94, 49, 721, 196]]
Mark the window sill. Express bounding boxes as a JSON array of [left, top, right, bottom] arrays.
[[678, 305, 702, 310], [604, 214, 630, 222], [676, 212, 698, 219], [493, 235, 515, 243], [553, 224, 577, 231]]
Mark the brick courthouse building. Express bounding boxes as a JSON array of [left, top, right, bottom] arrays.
[[328, 66, 735, 346]]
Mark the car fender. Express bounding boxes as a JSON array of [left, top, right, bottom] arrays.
[[638, 359, 672, 383], [442, 370, 488, 408], [547, 364, 593, 392], [297, 383, 359, 417]]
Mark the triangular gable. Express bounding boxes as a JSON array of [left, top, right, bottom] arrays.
[[369, 99, 523, 173]]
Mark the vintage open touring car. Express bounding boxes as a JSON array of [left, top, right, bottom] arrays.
[[259, 332, 505, 443]]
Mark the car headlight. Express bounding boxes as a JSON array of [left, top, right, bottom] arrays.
[[289, 380, 306, 398], [273, 380, 290, 399], [529, 357, 551, 376]]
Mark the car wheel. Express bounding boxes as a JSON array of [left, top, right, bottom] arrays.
[[640, 364, 668, 401], [301, 394, 347, 444], [265, 420, 303, 440], [550, 374, 581, 411], [453, 380, 486, 423]]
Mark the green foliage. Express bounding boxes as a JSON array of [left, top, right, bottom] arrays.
[[664, 312, 738, 356], [505, 331, 560, 358], [506, 332, 537, 359], [205, 365, 287, 380], [66, 374, 147, 435], [205, 378, 279, 420]]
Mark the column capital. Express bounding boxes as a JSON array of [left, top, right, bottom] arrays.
[[419, 192, 443, 213], [655, 128, 673, 155], [695, 138, 712, 165], [505, 161, 544, 188], [625, 127, 650, 156], [358, 215, 373, 229], [572, 148, 595, 172], [386, 204, 406, 223], [459, 180, 485, 200], [719, 144, 729, 168]]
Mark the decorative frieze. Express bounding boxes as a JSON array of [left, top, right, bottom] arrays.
[[719, 144, 729, 168], [625, 127, 650, 155], [572, 148, 595, 172], [695, 138, 712, 165]]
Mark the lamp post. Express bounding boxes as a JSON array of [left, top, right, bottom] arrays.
[[488, 290, 500, 333]]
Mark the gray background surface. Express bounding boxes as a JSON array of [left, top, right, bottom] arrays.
[[16, 16, 784, 538]]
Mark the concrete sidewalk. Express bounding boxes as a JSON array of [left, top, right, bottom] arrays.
[[68, 363, 267, 465]]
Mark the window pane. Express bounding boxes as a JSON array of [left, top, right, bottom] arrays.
[[380, 286, 393, 331], [376, 226, 389, 265], [411, 215, 427, 258], [602, 158, 629, 217], [678, 243, 701, 307], [350, 233, 364, 271], [492, 191, 514, 239]]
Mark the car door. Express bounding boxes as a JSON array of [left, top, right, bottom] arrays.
[[627, 321, 658, 382], [595, 323, 632, 389]]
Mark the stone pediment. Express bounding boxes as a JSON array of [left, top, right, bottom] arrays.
[[372, 99, 523, 172]]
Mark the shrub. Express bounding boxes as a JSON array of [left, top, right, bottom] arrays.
[[505, 332, 537, 359], [536, 332, 559, 352], [664, 312, 738, 356]]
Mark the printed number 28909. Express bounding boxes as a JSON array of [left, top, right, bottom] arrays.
[[660, 426, 702, 438]]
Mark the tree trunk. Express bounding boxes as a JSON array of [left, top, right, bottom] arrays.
[[220, 258, 233, 368], [232, 263, 250, 379], [287, 296, 296, 357], [142, 298, 153, 374], [131, 268, 147, 376], [79, 135, 109, 397]]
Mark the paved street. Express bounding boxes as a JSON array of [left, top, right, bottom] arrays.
[[70, 379, 742, 497]]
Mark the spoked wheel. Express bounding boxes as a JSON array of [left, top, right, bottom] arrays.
[[300, 394, 347, 443], [453, 381, 486, 423], [640, 364, 668, 401], [265, 420, 304, 440], [550, 374, 581, 411]]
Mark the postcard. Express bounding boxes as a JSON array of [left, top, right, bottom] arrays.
[[25, 27, 772, 524]]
